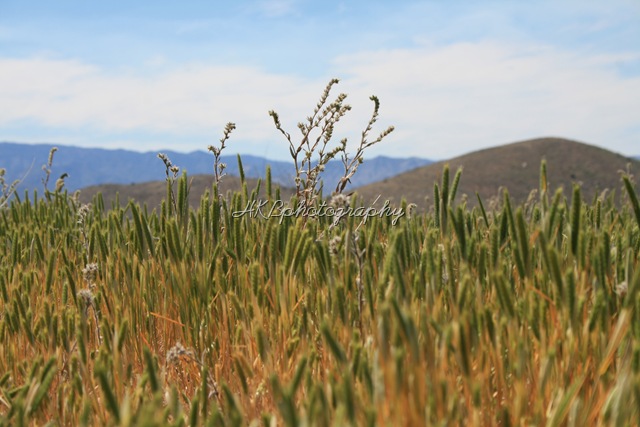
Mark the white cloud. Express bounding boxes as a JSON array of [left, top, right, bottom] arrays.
[[0, 57, 317, 145], [332, 41, 640, 158], [1, 38, 639, 159]]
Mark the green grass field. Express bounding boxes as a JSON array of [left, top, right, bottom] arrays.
[[1, 160, 639, 426]]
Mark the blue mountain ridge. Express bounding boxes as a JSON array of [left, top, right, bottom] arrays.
[[0, 142, 432, 194]]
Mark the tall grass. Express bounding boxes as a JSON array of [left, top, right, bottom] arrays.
[[1, 163, 639, 425]]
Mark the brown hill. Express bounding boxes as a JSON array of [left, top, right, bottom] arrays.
[[77, 174, 295, 209], [354, 137, 639, 210]]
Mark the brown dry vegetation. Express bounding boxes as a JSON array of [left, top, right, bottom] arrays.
[[1, 161, 640, 425], [77, 174, 296, 210]]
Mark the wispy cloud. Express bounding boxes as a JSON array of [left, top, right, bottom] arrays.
[[1, 0, 639, 160], [333, 41, 640, 158], [2, 38, 640, 159], [0, 56, 320, 152]]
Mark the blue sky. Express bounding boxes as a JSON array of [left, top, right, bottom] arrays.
[[1, 0, 639, 160]]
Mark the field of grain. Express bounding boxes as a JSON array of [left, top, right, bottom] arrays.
[[1, 162, 639, 426]]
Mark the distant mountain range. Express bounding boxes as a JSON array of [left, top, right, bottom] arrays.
[[0, 142, 431, 194], [355, 137, 640, 209], [3, 139, 638, 211], [76, 137, 639, 211]]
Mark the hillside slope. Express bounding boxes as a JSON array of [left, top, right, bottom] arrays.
[[77, 175, 296, 209], [354, 137, 639, 209]]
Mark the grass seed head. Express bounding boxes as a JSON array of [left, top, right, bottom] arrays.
[[82, 263, 99, 284], [166, 342, 193, 365], [330, 193, 350, 209], [77, 288, 95, 308]]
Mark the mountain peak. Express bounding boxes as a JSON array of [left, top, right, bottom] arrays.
[[354, 137, 639, 209]]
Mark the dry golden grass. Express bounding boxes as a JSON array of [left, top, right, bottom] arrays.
[[1, 160, 639, 426]]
